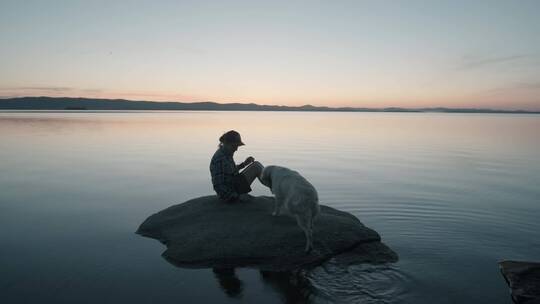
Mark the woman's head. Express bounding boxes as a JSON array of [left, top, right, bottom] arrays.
[[218, 130, 245, 152]]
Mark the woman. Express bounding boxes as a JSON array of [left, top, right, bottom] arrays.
[[209, 130, 264, 203]]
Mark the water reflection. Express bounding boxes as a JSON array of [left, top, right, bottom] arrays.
[[2, 111, 540, 303], [212, 268, 244, 298], [212, 267, 313, 303], [259, 270, 313, 304]]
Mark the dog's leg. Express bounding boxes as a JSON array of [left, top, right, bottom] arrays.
[[272, 198, 283, 216], [307, 211, 315, 252], [307, 228, 313, 253], [295, 213, 311, 253]]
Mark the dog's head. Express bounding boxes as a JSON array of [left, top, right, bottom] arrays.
[[258, 165, 274, 189]]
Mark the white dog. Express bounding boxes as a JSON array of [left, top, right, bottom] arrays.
[[258, 165, 320, 252]]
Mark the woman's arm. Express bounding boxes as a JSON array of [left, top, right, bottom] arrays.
[[236, 156, 254, 171], [236, 161, 247, 171]]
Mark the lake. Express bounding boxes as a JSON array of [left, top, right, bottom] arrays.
[[1, 111, 539, 303]]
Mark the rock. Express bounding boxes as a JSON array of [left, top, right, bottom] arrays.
[[136, 194, 398, 271], [499, 260, 540, 304]]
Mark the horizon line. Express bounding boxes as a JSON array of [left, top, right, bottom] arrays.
[[1, 95, 540, 113]]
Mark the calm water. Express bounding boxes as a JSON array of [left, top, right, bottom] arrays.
[[1, 111, 539, 304]]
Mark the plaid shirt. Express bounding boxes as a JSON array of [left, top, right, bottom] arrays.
[[209, 146, 246, 201]]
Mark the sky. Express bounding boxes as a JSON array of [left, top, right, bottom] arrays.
[[1, 0, 539, 110]]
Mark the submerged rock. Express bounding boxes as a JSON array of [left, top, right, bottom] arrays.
[[136, 195, 398, 271], [499, 260, 540, 304]]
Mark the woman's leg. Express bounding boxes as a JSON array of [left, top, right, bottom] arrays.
[[241, 161, 264, 185]]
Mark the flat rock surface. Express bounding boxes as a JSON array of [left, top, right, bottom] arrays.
[[500, 260, 540, 304], [136, 195, 398, 271]]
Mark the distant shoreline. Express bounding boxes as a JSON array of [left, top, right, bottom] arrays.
[[1, 96, 539, 114]]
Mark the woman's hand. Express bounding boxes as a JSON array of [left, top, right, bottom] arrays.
[[244, 156, 255, 165]]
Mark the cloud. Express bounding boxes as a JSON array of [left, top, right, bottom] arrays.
[[16, 86, 74, 92], [0, 86, 201, 102], [482, 81, 540, 95], [514, 81, 540, 90], [0, 86, 103, 94], [458, 54, 531, 70]]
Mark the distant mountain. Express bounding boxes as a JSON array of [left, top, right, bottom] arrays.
[[0, 96, 538, 114]]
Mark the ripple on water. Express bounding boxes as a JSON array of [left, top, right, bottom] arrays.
[[320, 193, 540, 259], [306, 261, 412, 304]]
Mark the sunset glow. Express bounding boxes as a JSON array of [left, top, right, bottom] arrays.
[[1, 1, 539, 110]]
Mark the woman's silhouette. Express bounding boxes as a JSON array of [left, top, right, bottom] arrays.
[[209, 130, 264, 202]]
